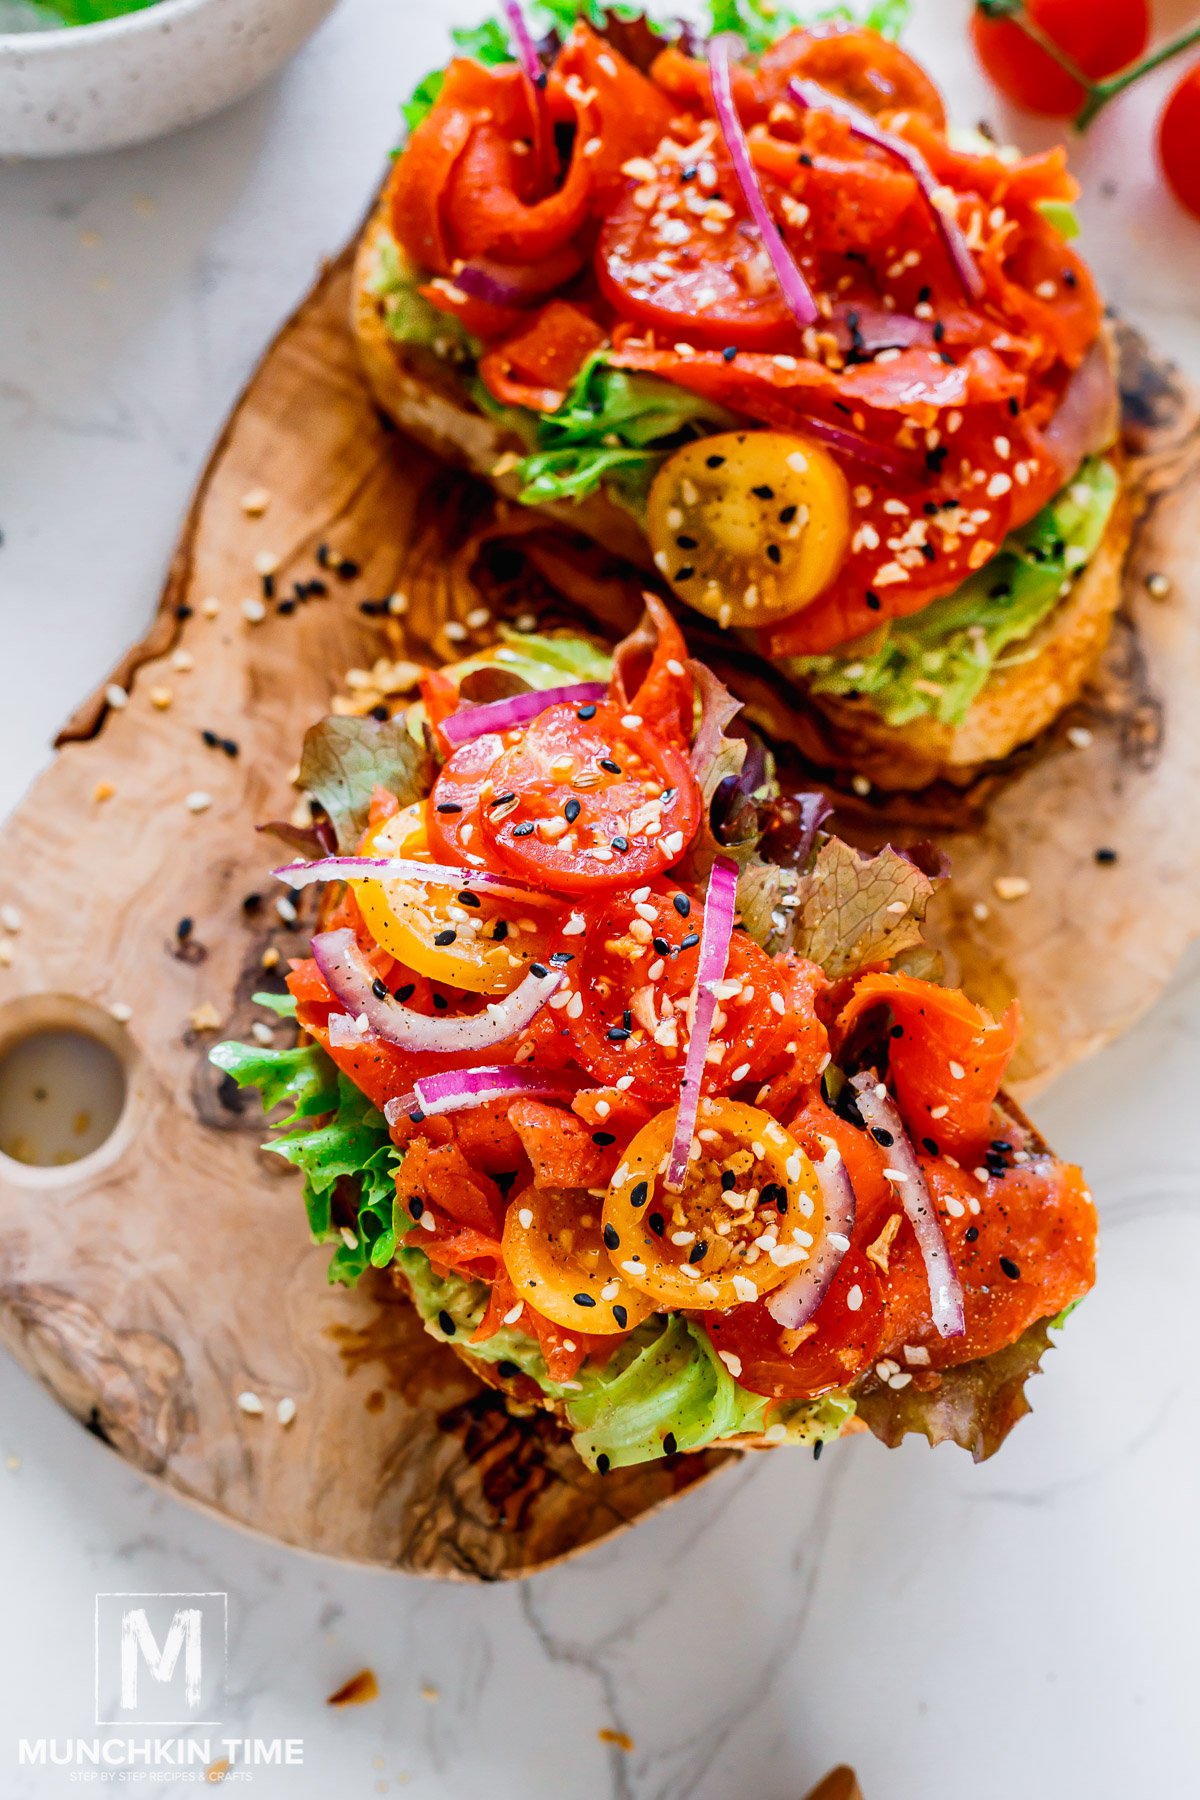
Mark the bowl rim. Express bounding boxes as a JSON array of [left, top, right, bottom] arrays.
[[0, 0, 242, 51]]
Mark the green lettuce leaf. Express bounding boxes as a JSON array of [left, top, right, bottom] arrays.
[[707, 0, 909, 55], [297, 714, 433, 852], [515, 353, 733, 517], [775, 837, 938, 979], [789, 457, 1119, 729], [208, 1039, 403, 1286]]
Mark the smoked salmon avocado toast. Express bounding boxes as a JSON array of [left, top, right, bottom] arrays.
[[354, 0, 1129, 789], [213, 601, 1096, 1470]]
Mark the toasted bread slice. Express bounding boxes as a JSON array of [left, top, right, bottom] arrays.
[[353, 200, 1132, 790]]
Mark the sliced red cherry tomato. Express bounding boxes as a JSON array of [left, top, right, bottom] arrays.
[[560, 885, 828, 1105], [704, 1248, 885, 1399], [597, 151, 803, 352], [970, 0, 1149, 117], [477, 702, 701, 895]]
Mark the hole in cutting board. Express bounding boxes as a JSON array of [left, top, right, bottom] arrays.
[[0, 996, 138, 1184], [0, 1027, 126, 1169]]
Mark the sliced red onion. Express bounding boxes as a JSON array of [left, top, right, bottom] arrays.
[[454, 247, 584, 310], [313, 928, 563, 1055], [851, 1072, 965, 1339], [766, 1140, 856, 1330], [797, 415, 909, 475], [1042, 337, 1120, 481], [665, 855, 739, 1192], [832, 304, 929, 355], [272, 855, 547, 907], [789, 78, 985, 304], [440, 681, 608, 748], [501, 0, 542, 92], [709, 36, 819, 330], [384, 1065, 574, 1126]]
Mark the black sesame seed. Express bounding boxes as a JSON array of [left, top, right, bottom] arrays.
[[865, 590, 882, 612], [964, 1225, 979, 1242], [432, 993, 448, 1010], [798, 152, 813, 167], [920, 541, 937, 562], [922, 1136, 940, 1157], [1008, 396, 1020, 416], [613, 1304, 628, 1328], [870, 1126, 894, 1147], [201, 728, 219, 748], [705, 454, 726, 469], [564, 797, 582, 823], [648, 1211, 665, 1236], [607, 1026, 631, 1042], [371, 976, 389, 1000], [991, 1139, 1013, 1153], [721, 1169, 737, 1191], [925, 445, 949, 474], [370, 702, 388, 720], [611, 835, 630, 852], [663, 1431, 678, 1455], [511, 820, 535, 837], [573, 1291, 597, 1308], [436, 801, 463, 814], [653, 936, 671, 956], [630, 1180, 649, 1207], [676, 534, 699, 550], [673, 894, 691, 917], [1000, 1256, 1021, 1280], [596, 1453, 611, 1474], [600, 758, 621, 775], [779, 504, 798, 524], [278, 598, 297, 616], [766, 543, 782, 565], [932, 320, 946, 344], [688, 1240, 707, 1264], [530, 962, 549, 979], [458, 890, 481, 907], [175, 603, 193, 621], [682, 164, 697, 180], [813, 1440, 823, 1461], [1063, 267, 1078, 288], [549, 950, 574, 965], [438, 1310, 456, 1336], [622, 1009, 632, 1030], [680, 931, 700, 949], [592, 1131, 616, 1146], [434, 929, 457, 946], [674, 566, 695, 582], [722, 345, 737, 362], [336, 557, 361, 580], [1094, 846, 1118, 865], [751, 483, 775, 500], [409, 1198, 424, 1219], [176, 916, 193, 940], [492, 920, 509, 941], [316, 543, 330, 567], [577, 703, 597, 720], [603, 1224, 620, 1251], [497, 1360, 520, 1379], [394, 983, 415, 1002], [490, 792, 517, 809], [891, 1024, 905, 1038]]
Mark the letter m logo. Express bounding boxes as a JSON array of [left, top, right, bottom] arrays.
[[95, 1593, 227, 1725]]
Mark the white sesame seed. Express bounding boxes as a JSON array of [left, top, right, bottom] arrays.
[[846, 1284, 863, 1312], [0, 904, 22, 934], [276, 1397, 297, 1426], [993, 875, 1030, 901], [185, 791, 212, 814], [241, 597, 267, 624], [237, 1391, 264, 1416], [517, 1208, 533, 1230], [109, 1001, 133, 1024], [105, 683, 128, 710], [1067, 725, 1094, 749]]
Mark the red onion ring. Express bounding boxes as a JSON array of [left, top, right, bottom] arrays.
[[851, 1073, 965, 1339], [797, 415, 909, 475], [440, 681, 609, 748], [766, 1140, 856, 1329], [709, 35, 819, 330], [313, 928, 564, 1056], [789, 78, 985, 304], [385, 1065, 575, 1126], [832, 304, 930, 355], [1042, 337, 1121, 482], [665, 855, 739, 1191], [272, 855, 551, 908]]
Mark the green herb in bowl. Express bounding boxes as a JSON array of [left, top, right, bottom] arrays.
[[0, 0, 158, 27]]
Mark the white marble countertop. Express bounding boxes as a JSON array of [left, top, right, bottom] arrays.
[[2, 2, 1199, 1794]]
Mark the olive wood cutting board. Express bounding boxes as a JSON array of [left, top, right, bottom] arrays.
[[0, 228, 1196, 1575]]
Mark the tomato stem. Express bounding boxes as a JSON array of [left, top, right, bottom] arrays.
[[975, 2, 1200, 132], [1074, 25, 1200, 130]]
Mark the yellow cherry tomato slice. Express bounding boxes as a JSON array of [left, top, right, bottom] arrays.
[[501, 1184, 657, 1335], [646, 430, 851, 628], [353, 804, 554, 996], [602, 1099, 825, 1312]]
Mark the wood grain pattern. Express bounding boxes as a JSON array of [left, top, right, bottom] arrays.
[[0, 245, 728, 1577]]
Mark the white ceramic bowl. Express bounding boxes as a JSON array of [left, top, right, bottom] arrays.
[[0, 0, 340, 157]]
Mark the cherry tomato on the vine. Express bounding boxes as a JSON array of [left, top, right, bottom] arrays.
[[1159, 63, 1200, 221], [971, 0, 1149, 117]]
